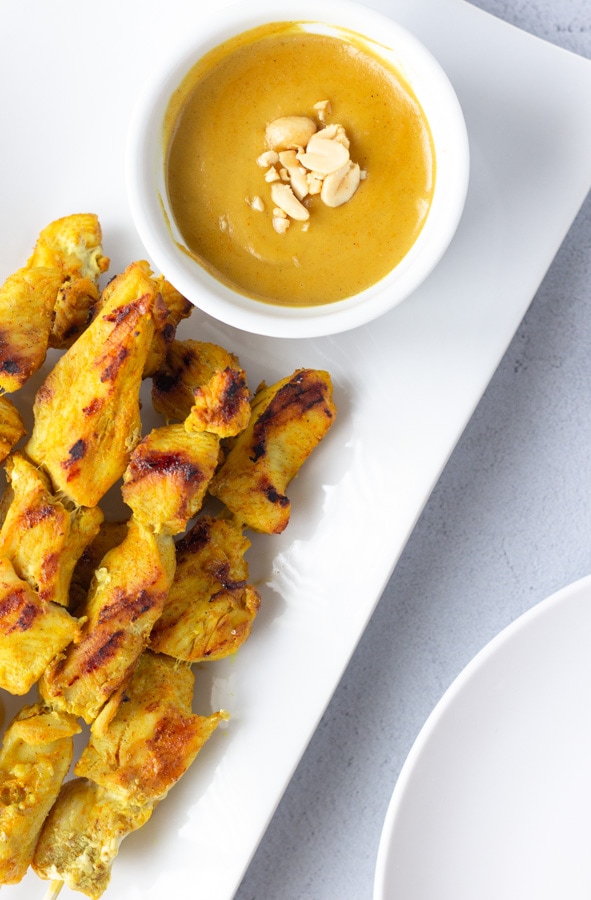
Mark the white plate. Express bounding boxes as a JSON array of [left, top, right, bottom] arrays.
[[1, 1, 591, 898], [373, 574, 591, 900]]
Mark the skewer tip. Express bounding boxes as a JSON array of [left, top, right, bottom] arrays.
[[44, 880, 64, 900]]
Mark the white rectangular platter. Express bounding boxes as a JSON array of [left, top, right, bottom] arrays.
[[1, 0, 591, 897]]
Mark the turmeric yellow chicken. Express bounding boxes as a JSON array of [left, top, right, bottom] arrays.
[[40, 518, 175, 722], [94, 268, 192, 380], [0, 395, 26, 463], [69, 519, 129, 608], [34, 651, 228, 899], [26, 212, 110, 349], [152, 338, 251, 432], [122, 343, 253, 534], [142, 279, 193, 377], [185, 365, 251, 438], [0, 702, 80, 884], [209, 368, 336, 533], [121, 424, 221, 535], [32, 777, 151, 900], [0, 452, 104, 606], [77, 650, 227, 803], [0, 266, 63, 393], [0, 211, 339, 896], [25, 260, 160, 508], [0, 557, 81, 694], [150, 515, 261, 661]]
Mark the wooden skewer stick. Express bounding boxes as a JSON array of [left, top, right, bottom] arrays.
[[44, 881, 64, 900]]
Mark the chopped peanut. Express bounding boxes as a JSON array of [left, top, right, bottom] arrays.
[[259, 101, 365, 233]]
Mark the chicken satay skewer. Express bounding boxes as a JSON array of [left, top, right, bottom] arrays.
[[149, 513, 261, 662], [33, 651, 228, 899], [17, 277, 228, 726], [0, 214, 110, 394], [120, 337, 252, 537], [209, 367, 337, 534], [39, 349, 253, 712], [24, 260, 161, 509], [39, 518, 175, 723], [0, 703, 80, 886]]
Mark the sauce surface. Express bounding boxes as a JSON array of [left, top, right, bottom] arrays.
[[165, 24, 435, 307]]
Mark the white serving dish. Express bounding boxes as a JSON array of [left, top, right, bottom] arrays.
[[126, 0, 469, 338], [374, 575, 591, 900]]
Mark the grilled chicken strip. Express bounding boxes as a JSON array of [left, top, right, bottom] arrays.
[[40, 518, 175, 722], [0, 703, 80, 884], [152, 338, 251, 433], [185, 365, 251, 438], [0, 452, 104, 607], [94, 270, 192, 379], [26, 212, 110, 349], [142, 279, 193, 378], [121, 424, 220, 535], [69, 519, 129, 609], [32, 777, 151, 900], [0, 557, 81, 695], [150, 515, 261, 661], [0, 396, 26, 464], [209, 368, 336, 533], [34, 651, 227, 899], [25, 260, 159, 508], [0, 214, 110, 390], [123, 345, 252, 534], [0, 266, 63, 393], [76, 650, 227, 803]]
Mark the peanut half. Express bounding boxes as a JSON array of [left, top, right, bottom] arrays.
[[265, 116, 317, 151]]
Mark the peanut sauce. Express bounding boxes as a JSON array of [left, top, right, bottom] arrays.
[[164, 23, 435, 307]]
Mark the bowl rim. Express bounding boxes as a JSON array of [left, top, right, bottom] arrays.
[[126, 0, 470, 338]]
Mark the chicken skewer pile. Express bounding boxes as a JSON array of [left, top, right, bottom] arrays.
[[0, 214, 337, 897]]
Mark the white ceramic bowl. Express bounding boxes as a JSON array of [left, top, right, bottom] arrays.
[[126, 0, 469, 338]]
